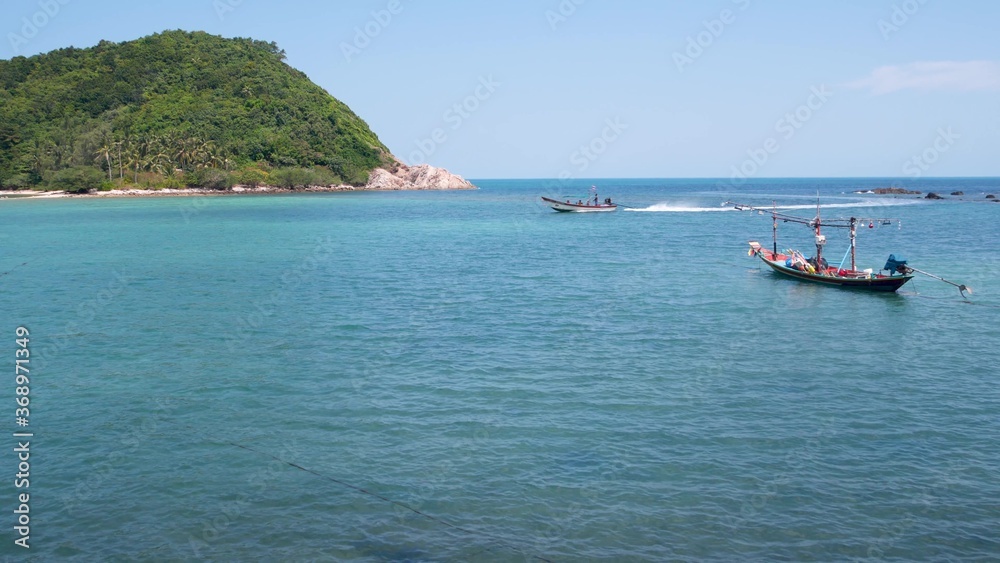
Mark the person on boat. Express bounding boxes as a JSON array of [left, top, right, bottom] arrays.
[[577, 199, 583, 205], [604, 197, 612, 205]]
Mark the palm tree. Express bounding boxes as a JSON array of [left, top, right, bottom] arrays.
[[174, 138, 193, 170], [114, 140, 125, 180], [94, 143, 114, 182], [147, 149, 171, 175], [131, 137, 152, 183], [49, 138, 70, 169], [194, 139, 215, 168], [126, 146, 143, 184], [28, 141, 47, 177]]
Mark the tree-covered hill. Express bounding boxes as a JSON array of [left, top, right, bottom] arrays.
[[0, 30, 396, 190]]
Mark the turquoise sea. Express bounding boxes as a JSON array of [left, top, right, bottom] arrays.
[[2, 178, 999, 561]]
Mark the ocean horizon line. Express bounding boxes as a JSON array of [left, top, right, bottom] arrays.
[[468, 175, 1000, 182]]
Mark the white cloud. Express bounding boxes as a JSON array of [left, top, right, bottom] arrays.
[[846, 61, 1000, 95]]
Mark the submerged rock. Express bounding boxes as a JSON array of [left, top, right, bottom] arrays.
[[951, 191, 964, 196], [925, 192, 944, 200]]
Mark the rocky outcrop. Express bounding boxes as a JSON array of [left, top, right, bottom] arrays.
[[925, 192, 944, 200], [363, 164, 475, 191], [871, 187, 922, 195], [951, 191, 964, 196]]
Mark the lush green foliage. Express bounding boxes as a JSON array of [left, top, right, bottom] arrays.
[[185, 167, 233, 190], [269, 167, 339, 189], [0, 30, 394, 189], [233, 167, 268, 188], [46, 166, 111, 193]]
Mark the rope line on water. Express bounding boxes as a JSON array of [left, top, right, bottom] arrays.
[[224, 439, 554, 563], [0, 262, 27, 277], [117, 384, 552, 559]]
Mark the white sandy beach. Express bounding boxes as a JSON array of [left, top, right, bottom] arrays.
[[0, 185, 368, 199]]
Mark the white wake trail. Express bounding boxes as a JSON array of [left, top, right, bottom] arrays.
[[625, 199, 925, 213], [625, 203, 737, 213]]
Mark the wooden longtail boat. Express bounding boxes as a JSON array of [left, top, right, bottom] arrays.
[[732, 201, 914, 292], [747, 241, 912, 292]]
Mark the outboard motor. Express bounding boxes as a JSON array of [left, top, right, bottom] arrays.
[[883, 254, 909, 274]]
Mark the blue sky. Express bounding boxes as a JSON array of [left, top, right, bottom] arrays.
[[3, 0, 998, 179]]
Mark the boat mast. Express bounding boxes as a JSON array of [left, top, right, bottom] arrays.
[[849, 217, 857, 271], [813, 201, 825, 265], [729, 200, 904, 275], [772, 201, 778, 255]]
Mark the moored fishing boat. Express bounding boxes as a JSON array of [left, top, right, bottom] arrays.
[[746, 241, 912, 292], [731, 201, 971, 296]]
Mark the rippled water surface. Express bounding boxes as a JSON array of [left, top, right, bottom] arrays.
[[1, 178, 999, 560]]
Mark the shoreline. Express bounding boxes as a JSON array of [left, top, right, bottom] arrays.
[[0, 183, 477, 199]]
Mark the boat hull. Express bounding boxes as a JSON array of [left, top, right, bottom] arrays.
[[752, 246, 912, 292], [541, 196, 617, 213]]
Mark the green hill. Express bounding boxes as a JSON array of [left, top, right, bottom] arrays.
[[0, 30, 396, 191]]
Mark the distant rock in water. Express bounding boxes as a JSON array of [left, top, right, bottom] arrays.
[[863, 187, 922, 195], [951, 191, 964, 196], [925, 192, 944, 200], [987, 194, 996, 199], [363, 164, 475, 190]]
